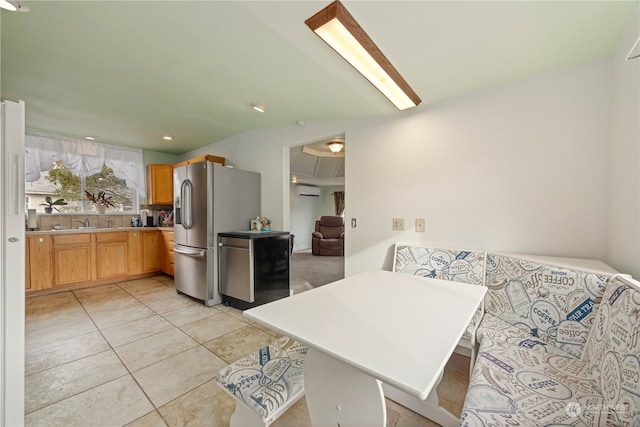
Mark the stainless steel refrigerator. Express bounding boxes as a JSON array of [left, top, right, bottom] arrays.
[[173, 160, 260, 306]]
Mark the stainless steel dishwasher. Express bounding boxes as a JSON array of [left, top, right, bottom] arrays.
[[218, 231, 290, 309]]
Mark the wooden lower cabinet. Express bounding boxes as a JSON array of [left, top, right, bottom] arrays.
[[128, 230, 143, 275], [26, 229, 166, 295], [96, 232, 128, 280], [142, 230, 162, 273], [26, 235, 53, 291], [161, 231, 174, 276], [53, 234, 93, 286]]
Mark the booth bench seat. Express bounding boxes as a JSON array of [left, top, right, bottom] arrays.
[[461, 273, 640, 426]]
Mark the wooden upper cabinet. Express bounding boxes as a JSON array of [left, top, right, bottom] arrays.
[[147, 164, 173, 205]]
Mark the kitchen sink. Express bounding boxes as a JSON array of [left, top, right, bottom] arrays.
[[78, 226, 97, 229]]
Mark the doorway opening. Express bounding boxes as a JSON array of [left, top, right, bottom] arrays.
[[288, 135, 345, 294]]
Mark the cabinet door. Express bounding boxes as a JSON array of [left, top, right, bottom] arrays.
[[54, 246, 92, 286], [25, 237, 31, 290], [128, 230, 143, 275], [142, 230, 162, 273], [161, 231, 175, 276], [147, 164, 173, 205], [28, 235, 53, 291], [53, 234, 92, 286], [96, 232, 128, 280]]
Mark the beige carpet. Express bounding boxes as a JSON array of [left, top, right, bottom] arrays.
[[290, 250, 344, 294]]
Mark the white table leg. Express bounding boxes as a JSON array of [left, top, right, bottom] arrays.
[[304, 347, 386, 427], [381, 369, 458, 427]]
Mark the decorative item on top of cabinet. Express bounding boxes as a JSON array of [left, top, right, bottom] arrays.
[[147, 164, 173, 205], [173, 154, 225, 168]]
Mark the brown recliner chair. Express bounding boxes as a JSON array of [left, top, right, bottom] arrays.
[[311, 216, 344, 256]]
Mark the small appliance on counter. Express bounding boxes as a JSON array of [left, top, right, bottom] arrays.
[[140, 209, 156, 227], [218, 231, 290, 310]]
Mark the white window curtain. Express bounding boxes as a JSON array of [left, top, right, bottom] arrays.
[[24, 130, 146, 197]]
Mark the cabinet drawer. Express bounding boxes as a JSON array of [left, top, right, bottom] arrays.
[[53, 234, 91, 245], [167, 250, 174, 264], [96, 231, 128, 243], [166, 240, 174, 251]]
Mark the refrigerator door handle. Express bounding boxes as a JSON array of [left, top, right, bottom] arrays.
[[181, 179, 193, 229], [174, 246, 206, 257]]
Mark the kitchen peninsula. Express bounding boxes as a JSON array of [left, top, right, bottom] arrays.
[[25, 226, 174, 295]]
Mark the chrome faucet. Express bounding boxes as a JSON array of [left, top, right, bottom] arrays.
[[74, 217, 90, 228], [106, 219, 112, 228]]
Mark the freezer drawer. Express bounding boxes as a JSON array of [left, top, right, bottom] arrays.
[[174, 245, 219, 306], [219, 238, 254, 303]]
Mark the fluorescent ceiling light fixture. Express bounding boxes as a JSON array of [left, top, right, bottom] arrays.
[[162, 135, 173, 141], [626, 35, 640, 61], [305, 0, 421, 110], [327, 140, 344, 153], [0, 0, 16, 11], [84, 136, 97, 141], [0, 0, 29, 12], [250, 102, 267, 113]]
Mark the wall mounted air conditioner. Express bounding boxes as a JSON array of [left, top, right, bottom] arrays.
[[295, 185, 320, 197]]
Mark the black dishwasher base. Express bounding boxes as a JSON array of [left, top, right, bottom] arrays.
[[222, 291, 290, 310], [218, 231, 291, 310]]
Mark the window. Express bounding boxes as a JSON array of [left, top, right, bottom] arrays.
[[31, 161, 137, 213], [25, 131, 145, 214]]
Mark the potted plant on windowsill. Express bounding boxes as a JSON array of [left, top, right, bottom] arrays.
[[84, 190, 116, 214], [39, 196, 68, 214]]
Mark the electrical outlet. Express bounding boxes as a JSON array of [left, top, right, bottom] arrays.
[[416, 218, 425, 232], [392, 218, 405, 231]]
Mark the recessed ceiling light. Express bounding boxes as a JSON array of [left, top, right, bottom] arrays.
[[84, 136, 97, 141], [162, 135, 173, 141], [250, 102, 267, 113]]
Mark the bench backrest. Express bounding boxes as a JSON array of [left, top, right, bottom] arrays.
[[484, 253, 611, 358], [393, 243, 486, 286], [582, 274, 640, 422]]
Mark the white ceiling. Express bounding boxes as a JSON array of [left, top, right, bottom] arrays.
[[290, 136, 345, 186], [1, 1, 636, 155]]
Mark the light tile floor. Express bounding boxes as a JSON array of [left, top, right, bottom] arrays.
[[25, 275, 470, 426]]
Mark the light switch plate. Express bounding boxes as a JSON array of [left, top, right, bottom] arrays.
[[392, 218, 405, 231], [416, 218, 425, 232]]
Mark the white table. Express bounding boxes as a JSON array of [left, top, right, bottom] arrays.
[[244, 270, 486, 426]]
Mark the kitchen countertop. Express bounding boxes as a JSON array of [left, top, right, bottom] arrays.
[[26, 226, 174, 236]]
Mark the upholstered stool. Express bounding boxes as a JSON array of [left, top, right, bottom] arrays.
[[216, 336, 308, 426]]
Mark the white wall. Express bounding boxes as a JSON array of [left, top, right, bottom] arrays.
[[289, 184, 345, 251], [290, 185, 321, 251], [183, 58, 621, 277], [608, 8, 640, 278]]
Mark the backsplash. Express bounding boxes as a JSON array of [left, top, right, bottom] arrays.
[[33, 214, 140, 231]]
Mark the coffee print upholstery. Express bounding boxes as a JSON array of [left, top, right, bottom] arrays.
[[216, 337, 307, 421]]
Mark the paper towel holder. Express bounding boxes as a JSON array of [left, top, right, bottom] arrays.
[[26, 208, 37, 231]]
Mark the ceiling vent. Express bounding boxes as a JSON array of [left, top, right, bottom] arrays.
[[295, 185, 320, 197]]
